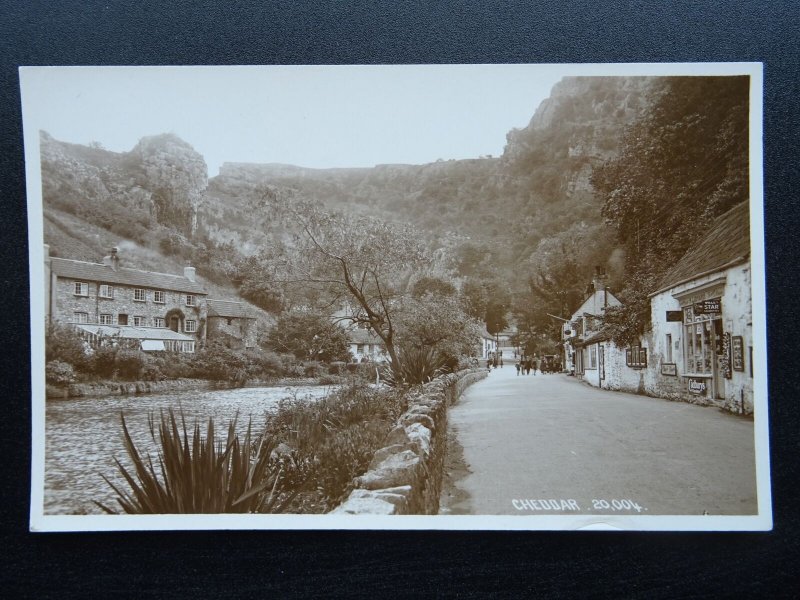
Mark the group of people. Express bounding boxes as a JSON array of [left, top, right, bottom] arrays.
[[486, 351, 563, 375]]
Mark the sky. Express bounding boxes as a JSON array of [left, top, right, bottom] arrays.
[[20, 65, 567, 176], [20, 63, 758, 177]]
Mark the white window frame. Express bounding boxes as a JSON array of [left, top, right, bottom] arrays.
[[182, 341, 195, 353], [153, 317, 165, 328], [185, 320, 197, 333], [73, 282, 88, 296], [72, 312, 89, 323], [589, 345, 598, 369], [132, 316, 145, 327], [134, 288, 146, 302], [99, 284, 114, 299], [99, 313, 113, 325], [154, 290, 166, 304], [186, 294, 195, 306]]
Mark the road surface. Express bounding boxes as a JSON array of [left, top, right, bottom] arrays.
[[441, 364, 757, 516]]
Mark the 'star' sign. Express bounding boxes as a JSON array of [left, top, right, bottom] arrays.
[[695, 299, 721, 315]]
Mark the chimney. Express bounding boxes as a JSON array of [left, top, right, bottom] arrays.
[[592, 265, 607, 292], [103, 247, 120, 271], [184, 266, 196, 282]]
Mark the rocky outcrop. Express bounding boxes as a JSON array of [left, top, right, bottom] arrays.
[[331, 369, 487, 515]]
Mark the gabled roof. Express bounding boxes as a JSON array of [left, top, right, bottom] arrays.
[[207, 299, 255, 319], [50, 258, 207, 294], [570, 289, 621, 321], [348, 329, 385, 345], [74, 324, 195, 341], [653, 202, 750, 295]]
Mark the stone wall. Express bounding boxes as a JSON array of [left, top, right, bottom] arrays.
[[331, 369, 487, 515]]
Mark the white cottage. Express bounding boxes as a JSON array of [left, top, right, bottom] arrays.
[[646, 202, 752, 413]]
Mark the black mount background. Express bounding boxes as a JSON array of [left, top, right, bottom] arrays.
[[1, 2, 797, 597]]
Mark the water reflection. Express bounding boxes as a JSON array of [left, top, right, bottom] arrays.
[[44, 385, 332, 515]]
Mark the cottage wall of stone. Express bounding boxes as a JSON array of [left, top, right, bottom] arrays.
[[53, 277, 207, 339], [207, 316, 257, 348]]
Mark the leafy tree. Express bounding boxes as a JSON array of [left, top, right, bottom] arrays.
[[411, 276, 456, 299], [267, 312, 351, 363], [591, 76, 749, 344]]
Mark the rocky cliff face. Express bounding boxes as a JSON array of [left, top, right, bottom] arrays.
[[41, 131, 207, 237]]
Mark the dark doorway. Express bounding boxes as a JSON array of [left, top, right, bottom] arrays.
[[169, 316, 179, 332], [118, 314, 128, 326]]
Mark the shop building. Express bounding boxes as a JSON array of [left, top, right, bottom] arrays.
[[646, 202, 752, 413]]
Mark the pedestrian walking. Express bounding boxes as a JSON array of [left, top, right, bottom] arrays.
[[534, 356, 541, 375], [525, 358, 531, 375], [515, 361, 521, 376]]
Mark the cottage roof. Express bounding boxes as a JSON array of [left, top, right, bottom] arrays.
[[348, 328, 385, 345], [580, 327, 614, 346], [50, 258, 207, 294], [653, 202, 750, 295], [74, 324, 195, 341], [570, 289, 621, 321], [207, 299, 255, 319]]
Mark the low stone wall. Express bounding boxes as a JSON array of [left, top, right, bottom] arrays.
[[331, 369, 487, 515]]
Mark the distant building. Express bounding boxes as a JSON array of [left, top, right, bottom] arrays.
[[563, 268, 622, 378], [206, 299, 258, 349], [347, 329, 387, 363], [44, 245, 255, 352]]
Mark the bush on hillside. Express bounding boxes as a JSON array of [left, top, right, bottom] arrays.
[[46, 360, 76, 385]]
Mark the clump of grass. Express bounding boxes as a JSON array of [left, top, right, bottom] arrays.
[[265, 382, 407, 511], [96, 409, 313, 514]]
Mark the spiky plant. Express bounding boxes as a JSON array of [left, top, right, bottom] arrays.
[[381, 346, 448, 387], [95, 409, 313, 514]]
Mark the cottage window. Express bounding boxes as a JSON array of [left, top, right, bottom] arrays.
[[185, 320, 197, 333], [625, 346, 648, 369], [99, 285, 113, 299], [132, 316, 145, 326], [73, 282, 88, 296], [134, 288, 146, 302], [589, 345, 597, 369], [154, 290, 166, 304], [72, 312, 89, 323], [186, 294, 195, 306], [182, 341, 195, 353], [99, 314, 113, 325], [665, 333, 673, 363], [153, 317, 165, 328]]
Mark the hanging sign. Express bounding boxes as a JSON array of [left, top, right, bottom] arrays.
[[666, 310, 683, 322]]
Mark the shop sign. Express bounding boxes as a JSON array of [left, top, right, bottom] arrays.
[[694, 299, 721, 315], [666, 310, 683, 322], [721, 332, 732, 379], [688, 378, 708, 395], [732, 336, 745, 371], [661, 363, 677, 376]]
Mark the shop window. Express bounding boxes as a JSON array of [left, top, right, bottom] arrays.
[[683, 304, 721, 375], [626, 346, 647, 369]]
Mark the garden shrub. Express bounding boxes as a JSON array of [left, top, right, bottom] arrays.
[[115, 350, 146, 380], [46, 360, 76, 385], [45, 323, 91, 372], [90, 346, 118, 378], [328, 361, 346, 375]]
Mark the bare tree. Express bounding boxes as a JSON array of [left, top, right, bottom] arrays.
[[259, 187, 429, 371]]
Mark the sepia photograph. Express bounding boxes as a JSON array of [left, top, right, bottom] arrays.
[[21, 63, 769, 531]]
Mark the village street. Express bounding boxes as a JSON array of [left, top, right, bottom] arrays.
[[441, 363, 758, 516]]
